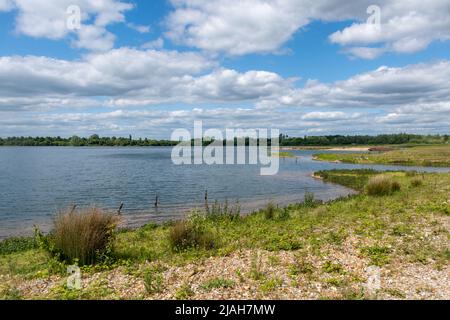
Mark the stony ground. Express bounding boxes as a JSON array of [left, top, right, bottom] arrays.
[[3, 230, 448, 300]]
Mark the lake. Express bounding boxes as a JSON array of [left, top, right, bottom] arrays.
[[0, 147, 448, 239]]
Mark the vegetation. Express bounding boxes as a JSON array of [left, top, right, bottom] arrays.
[[0, 169, 449, 300], [48, 207, 120, 265], [279, 133, 448, 146], [1, 133, 448, 147], [275, 151, 295, 158], [168, 214, 215, 252], [365, 175, 401, 196], [314, 145, 450, 167]]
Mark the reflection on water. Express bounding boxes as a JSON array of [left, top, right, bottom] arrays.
[[0, 147, 448, 239]]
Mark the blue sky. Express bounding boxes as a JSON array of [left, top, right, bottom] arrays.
[[0, 0, 450, 138]]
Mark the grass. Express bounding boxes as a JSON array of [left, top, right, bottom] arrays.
[[50, 207, 120, 265], [313, 145, 450, 167], [0, 169, 449, 299], [366, 175, 401, 196], [275, 151, 295, 158], [0, 237, 37, 256], [200, 278, 235, 291]]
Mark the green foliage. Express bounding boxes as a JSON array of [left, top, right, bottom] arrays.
[[366, 176, 401, 196], [249, 252, 265, 281], [206, 199, 240, 220], [169, 213, 215, 252], [362, 246, 391, 266], [200, 278, 235, 291], [143, 269, 164, 294], [410, 179, 423, 187], [175, 283, 194, 300], [316, 169, 378, 191], [0, 284, 22, 300], [322, 261, 344, 274], [264, 202, 276, 220], [260, 277, 283, 294], [0, 237, 37, 255]]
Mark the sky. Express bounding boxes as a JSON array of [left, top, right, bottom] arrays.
[[0, 0, 450, 139]]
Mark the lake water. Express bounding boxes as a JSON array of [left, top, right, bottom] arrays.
[[0, 147, 449, 239]]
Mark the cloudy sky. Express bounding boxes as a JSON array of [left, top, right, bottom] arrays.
[[1, 0, 450, 138]]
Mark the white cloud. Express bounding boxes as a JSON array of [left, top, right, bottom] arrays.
[[329, 1, 450, 58], [0, 48, 294, 109], [0, 0, 13, 11], [165, 0, 311, 55], [165, 0, 450, 58], [1, 50, 449, 136], [142, 38, 164, 50], [127, 22, 151, 34], [261, 60, 450, 110], [7, 0, 133, 51]]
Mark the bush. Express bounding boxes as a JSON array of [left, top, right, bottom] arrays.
[[366, 176, 401, 196], [52, 207, 120, 265], [303, 192, 317, 207], [410, 179, 423, 187], [169, 214, 215, 251], [405, 171, 418, 177], [264, 202, 276, 220], [0, 237, 37, 255]]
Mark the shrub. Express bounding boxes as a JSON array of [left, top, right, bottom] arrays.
[[366, 175, 401, 196], [410, 179, 423, 187], [0, 237, 37, 255], [264, 202, 276, 220], [405, 171, 418, 177], [52, 207, 120, 265], [206, 199, 240, 220], [169, 214, 215, 251], [303, 192, 317, 207]]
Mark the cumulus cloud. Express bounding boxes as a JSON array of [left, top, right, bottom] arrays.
[[329, 1, 450, 58], [4, 0, 133, 51], [165, 0, 450, 58], [1, 49, 449, 137], [0, 48, 295, 110], [0, 0, 13, 11], [261, 61, 450, 110]]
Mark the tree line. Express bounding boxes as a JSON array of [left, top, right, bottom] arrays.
[[0, 133, 448, 147]]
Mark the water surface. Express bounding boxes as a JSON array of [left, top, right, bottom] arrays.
[[0, 147, 448, 239]]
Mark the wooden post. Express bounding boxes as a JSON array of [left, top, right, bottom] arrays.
[[155, 195, 159, 208], [117, 202, 124, 215], [204, 189, 209, 213]]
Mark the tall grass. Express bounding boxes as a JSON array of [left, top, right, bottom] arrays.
[[169, 214, 215, 251], [366, 175, 401, 196], [52, 207, 120, 265]]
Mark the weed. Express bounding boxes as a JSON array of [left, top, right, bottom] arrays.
[[143, 269, 164, 294], [200, 278, 235, 291], [322, 261, 344, 274], [175, 283, 194, 300], [362, 246, 391, 266], [169, 214, 215, 252], [264, 202, 276, 220], [260, 277, 282, 294]]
